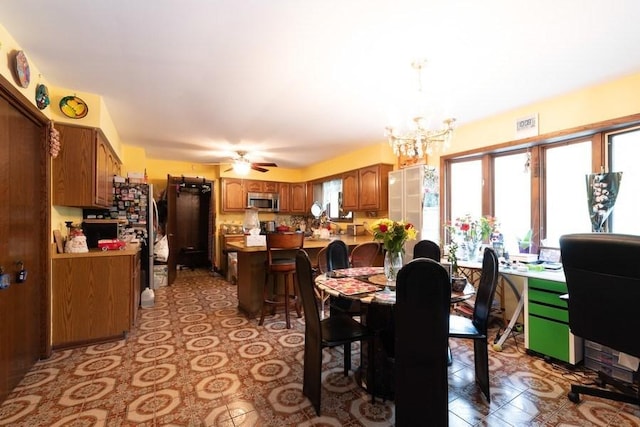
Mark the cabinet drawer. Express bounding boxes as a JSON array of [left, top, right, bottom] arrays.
[[528, 315, 571, 362], [528, 289, 568, 308], [528, 302, 569, 323], [528, 278, 567, 293]]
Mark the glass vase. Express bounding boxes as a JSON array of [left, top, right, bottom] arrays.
[[383, 250, 403, 283]]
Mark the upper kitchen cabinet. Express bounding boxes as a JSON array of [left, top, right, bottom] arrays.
[[53, 124, 121, 208], [278, 182, 291, 212], [221, 178, 247, 212], [245, 180, 278, 193], [289, 183, 307, 213], [358, 164, 393, 211], [341, 170, 359, 212]]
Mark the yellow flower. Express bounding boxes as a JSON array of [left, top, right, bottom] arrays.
[[371, 218, 416, 253]]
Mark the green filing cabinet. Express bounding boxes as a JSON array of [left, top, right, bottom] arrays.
[[526, 278, 583, 365]]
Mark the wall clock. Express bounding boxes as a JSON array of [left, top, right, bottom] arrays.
[[59, 95, 88, 119]]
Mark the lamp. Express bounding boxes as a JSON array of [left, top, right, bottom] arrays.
[[385, 60, 456, 158], [233, 157, 251, 175]]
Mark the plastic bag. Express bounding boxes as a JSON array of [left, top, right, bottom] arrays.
[[154, 235, 169, 262]]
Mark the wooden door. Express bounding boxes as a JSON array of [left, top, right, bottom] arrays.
[[166, 175, 178, 285], [0, 76, 50, 401]]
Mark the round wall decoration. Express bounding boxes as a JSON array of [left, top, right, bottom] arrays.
[[35, 84, 50, 110], [15, 50, 31, 88], [59, 95, 88, 119]]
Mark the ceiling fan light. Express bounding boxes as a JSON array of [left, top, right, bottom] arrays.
[[233, 159, 251, 175]]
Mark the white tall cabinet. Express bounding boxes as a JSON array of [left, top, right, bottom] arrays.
[[388, 165, 440, 262]]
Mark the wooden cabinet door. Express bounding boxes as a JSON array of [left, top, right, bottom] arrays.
[[245, 180, 263, 193], [359, 164, 393, 211], [279, 183, 291, 212], [52, 124, 96, 207], [341, 170, 358, 211], [263, 181, 278, 193], [222, 178, 246, 211], [290, 183, 307, 213], [95, 134, 109, 206]]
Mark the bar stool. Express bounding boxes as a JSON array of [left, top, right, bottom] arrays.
[[259, 232, 304, 328]]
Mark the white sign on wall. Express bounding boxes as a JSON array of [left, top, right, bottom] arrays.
[[515, 114, 539, 139]]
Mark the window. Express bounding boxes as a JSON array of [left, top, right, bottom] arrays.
[[543, 141, 592, 246], [609, 128, 640, 234], [493, 152, 531, 254], [449, 159, 482, 222]]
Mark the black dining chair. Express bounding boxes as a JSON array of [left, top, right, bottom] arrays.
[[448, 246, 499, 402], [413, 239, 441, 261], [326, 240, 361, 316], [295, 250, 374, 415], [394, 258, 451, 426]]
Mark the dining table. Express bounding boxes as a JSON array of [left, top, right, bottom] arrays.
[[314, 265, 475, 398]]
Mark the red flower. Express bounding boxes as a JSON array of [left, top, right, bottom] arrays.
[[460, 223, 470, 232], [405, 223, 413, 230], [379, 224, 388, 232]]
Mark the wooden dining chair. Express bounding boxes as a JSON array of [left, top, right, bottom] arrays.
[[394, 258, 451, 425], [259, 232, 304, 329], [412, 239, 441, 261], [448, 246, 499, 402], [295, 250, 374, 415], [350, 241, 380, 267]]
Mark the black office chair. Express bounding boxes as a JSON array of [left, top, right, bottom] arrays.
[[413, 239, 441, 261], [560, 233, 640, 406], [295, 250, 374, 415], [326, 240, 361, 316], [448, 246, 499, 402], [394, 258, 451, 426]]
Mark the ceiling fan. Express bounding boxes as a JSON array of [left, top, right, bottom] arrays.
[[223, 151, 278, 174]]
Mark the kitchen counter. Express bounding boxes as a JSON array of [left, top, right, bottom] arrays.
[[229, 234, 380, 318], [52, 243, 141, 258]]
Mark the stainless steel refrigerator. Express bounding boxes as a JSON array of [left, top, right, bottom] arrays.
[[112, 180, 157, 291]]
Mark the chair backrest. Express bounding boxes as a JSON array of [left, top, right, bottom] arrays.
[[326, 239, 350, 271], [266, 232, 304, 266], [394, 258, 451, 425], [560, 233, 640, 357], [296, 250, 321, 338], [316, 246, 328, 275], [413, 239, 441, 261], [472, 247, 500, 334], [350, 241, 380, 267]]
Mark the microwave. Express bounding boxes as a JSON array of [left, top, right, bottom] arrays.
[[247, 192, 280, 212]]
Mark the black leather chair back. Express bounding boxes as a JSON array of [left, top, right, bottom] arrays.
[[296, 250, 323, 409], [472, 247, 499, 335], [560, 233, 640, 357], [326, 239, 350, 271], [394, 258, 451, 426], [413, 239, 441, 261]]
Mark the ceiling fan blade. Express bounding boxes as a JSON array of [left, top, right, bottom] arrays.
[[253, 162, 278, 167], [251, 165, 269, 173], [224, 167, 233, 172]]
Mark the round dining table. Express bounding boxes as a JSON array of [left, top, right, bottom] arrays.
[[314, 265, 474, 398]]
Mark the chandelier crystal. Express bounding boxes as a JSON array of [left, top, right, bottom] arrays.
[[385, 60, 456, 158]]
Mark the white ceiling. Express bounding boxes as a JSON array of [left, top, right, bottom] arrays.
[[2, 1, 640, 169]]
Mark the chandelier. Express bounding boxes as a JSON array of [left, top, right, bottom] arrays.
[[385, 60, 456, 158]]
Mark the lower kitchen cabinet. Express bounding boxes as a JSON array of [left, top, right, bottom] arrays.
[[52, 249, 140, 348]]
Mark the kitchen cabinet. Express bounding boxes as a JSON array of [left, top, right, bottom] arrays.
[[341, 170, 359, 211], [221, 178, 247, 212], [51, 249, 141, 348], [279, 183, 291, 212], [290, 183, 307, 213], [358, 164, 393, 211], [245, 180, 278, 193], [52, 124, 121, 208]]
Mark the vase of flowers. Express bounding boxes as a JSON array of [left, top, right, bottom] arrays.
[[371, 218, 417, 283], [446, 214, 498, 262]]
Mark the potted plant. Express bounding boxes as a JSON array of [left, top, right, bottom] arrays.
[[518, 229, 533, 253], [447, 240, 467, 292]]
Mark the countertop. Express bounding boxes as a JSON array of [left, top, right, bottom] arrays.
[[226, 234, 377, 252], [52, 243, 141, 259]]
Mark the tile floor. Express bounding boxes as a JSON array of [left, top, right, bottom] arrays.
[[1, 269, 639, 426]]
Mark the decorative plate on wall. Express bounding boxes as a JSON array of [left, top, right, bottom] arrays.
[[35, 83, 50, 110], [15, 50, 30, 88], [59, 95, 88, 119]]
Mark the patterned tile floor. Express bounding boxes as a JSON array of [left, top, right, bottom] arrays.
[[1, 269, 639, 426]]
